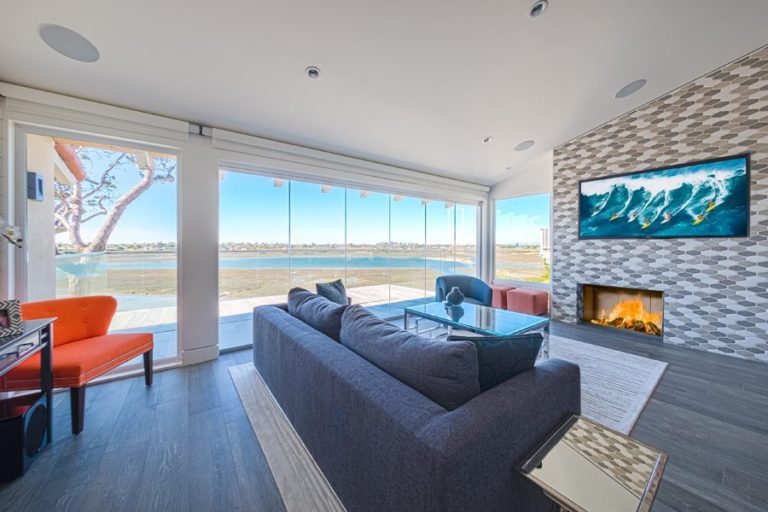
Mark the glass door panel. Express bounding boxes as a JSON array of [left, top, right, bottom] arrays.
[[426, 201, 456, 289], [455, 204, 478, 276], [389, 195, 428, 308], [289, 181, 346, 290], [219, 171, 289, 350], [346, 189, 390, 315], [25, 133, 178, 361]]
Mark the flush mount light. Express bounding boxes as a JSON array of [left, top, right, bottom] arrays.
[[529, 0, 549, 18], [615, 79, 647, 99], [305, 66, 321, 79], [482, 136, 494, 144], [515, 140, 535, 151], [39, 24, 99, 63]]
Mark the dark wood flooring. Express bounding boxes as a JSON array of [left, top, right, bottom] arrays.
[[1, 322, 766, 511], [0, 349, 285, 512], [552, 322, 768, 512]]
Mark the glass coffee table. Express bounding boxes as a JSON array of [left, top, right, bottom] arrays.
[[521, 415, 668, 512], [403, 302, 549, 336]]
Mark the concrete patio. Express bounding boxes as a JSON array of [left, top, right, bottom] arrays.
[[112, 284, 433, 357]]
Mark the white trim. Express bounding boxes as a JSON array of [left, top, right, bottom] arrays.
[[0, 82, 189, 146], [214, 128, 488, 204], [182, 344, 220, 365]]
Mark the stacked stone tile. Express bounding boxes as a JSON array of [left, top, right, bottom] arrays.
[[552, 46, 768, 362]]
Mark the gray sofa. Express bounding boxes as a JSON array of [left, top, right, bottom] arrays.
[[252, 303, 581, 512]]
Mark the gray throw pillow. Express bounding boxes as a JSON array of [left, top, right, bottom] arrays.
[[287, 288, 347, 341], [447, 333, 543, 392], [316, 279, 348, 305], [340, 306, 480, 410]]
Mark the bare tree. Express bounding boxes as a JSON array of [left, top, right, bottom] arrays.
[[54, 147, 176, 253]]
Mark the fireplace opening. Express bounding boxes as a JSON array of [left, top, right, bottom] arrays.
[[578, 284, 663, 337]]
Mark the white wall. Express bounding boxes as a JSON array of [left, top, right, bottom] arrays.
[[490, 150, 553, 200]]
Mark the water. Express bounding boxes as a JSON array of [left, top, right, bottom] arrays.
[[56, 254, 472, 276], [579, 157, 749, 238]]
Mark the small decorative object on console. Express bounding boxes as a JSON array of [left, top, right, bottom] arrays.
[[0, 216, 23, 249], [445, 286, 465, 306], [0, 300, 24, 338]]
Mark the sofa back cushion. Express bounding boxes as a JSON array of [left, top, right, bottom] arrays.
[[315, 279, 349, 305], [287, 288, 346, 341], [447, 333, 543, 392], [340, 306, 480, 410]]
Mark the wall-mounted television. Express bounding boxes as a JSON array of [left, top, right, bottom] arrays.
[[578, 153, 750, 239]]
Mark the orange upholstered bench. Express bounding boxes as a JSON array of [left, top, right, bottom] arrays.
[[0, 296, 153, 434], [506, 288, 550, 316]]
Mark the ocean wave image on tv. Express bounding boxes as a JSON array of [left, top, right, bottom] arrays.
[[579, 155, 749, 239]]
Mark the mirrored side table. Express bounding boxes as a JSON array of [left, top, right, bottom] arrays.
[[521, 415, 667, 512]]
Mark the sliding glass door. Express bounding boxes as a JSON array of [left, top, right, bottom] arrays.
[[218, 168, 480, 349], [346, 189, 391, 313], [219, 171, 289, 349], [23, 131, 178, 362]]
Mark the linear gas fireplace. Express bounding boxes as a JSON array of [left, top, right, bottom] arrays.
[[578, 284, 664, 338]]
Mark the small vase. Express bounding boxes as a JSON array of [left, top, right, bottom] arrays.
[[445, 286, 465, 306]]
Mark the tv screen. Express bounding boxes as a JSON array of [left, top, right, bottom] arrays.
[[579, 154, 750, 239]]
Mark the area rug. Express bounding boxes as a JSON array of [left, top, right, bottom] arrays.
[[547, 335, 668, 434], [229, 365, 346, 512]]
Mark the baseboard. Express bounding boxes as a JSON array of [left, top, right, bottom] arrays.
[[181, 345, 219, 366]]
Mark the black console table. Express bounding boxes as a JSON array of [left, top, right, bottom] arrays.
[[0, 319, 55, 481]]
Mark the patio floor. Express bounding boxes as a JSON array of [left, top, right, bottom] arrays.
[[111, 284, 433, 356]]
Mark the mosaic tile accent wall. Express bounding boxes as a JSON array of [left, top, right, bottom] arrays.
[[552, 46, 768, 362]]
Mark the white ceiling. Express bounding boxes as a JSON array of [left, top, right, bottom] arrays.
[[1, 0, 766, 186]]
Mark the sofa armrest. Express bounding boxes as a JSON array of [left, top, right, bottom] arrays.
[[424, 358, 581, 512]]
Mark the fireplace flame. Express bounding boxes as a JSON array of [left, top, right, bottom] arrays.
[[591, 296, 662, 336]]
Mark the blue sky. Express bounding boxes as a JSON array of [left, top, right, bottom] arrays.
[[495, 193, 550, 245], [60, 150, 478, 245]]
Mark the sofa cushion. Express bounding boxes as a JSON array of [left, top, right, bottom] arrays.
[[447, 333, 543, 392], [287, 288, 346, 341], [316, 279, 348, 305], [340, 306, 480, 410]]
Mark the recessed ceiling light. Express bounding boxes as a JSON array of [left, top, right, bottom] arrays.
[[305, 66, 321, 79], [482, 136, 494, 144], [615, 79, 647, 99], [529, 0, 549, 18], [515, 140, 535, 151], [39, 24, 99, 63]]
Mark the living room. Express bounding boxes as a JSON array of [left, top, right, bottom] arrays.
[[0, 1, 766, 511]]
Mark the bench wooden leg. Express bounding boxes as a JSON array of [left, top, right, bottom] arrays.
[[70, 385, 86, 435], [143, 349, 153, 386]]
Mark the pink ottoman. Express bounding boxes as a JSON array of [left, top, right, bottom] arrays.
[[506, 288, 549, 316], [491, 284, 516, 309]]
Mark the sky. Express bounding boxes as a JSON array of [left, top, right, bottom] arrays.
[[495, 193, 550, 245], [55, 147, 178, 244], [54, 146, 478, 246]]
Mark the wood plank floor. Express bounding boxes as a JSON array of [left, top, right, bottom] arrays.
[[551, 322, 768, 512], [0, 349, 286, 512], [1, 322, 766, 511]]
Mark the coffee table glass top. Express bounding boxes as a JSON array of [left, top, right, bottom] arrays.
[[521, 415, 667, 512], [403, 301, 548, 336]]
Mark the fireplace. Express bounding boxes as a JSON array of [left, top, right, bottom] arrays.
[[578, 284, 664, 337]]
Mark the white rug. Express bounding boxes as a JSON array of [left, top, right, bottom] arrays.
[[229, 365, 346, 512], [547, 335, 668, 434]]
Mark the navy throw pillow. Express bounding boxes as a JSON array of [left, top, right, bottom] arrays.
[[446, 333, 543, 392], [287, 287, 347, 341], [341, 306, 480, 410], [316, 279, 348, 305]]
